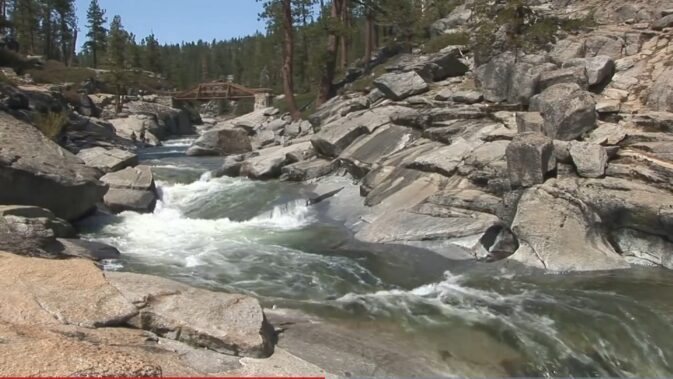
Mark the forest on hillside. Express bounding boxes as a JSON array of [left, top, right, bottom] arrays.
[[0, 0, 460, 110]]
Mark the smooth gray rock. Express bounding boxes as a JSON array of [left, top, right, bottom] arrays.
[[647, 68, 673, 112], [103, 188, 157, 213], [653, 14, 673, 29], [311, 107, 404, 157], [100, 165, 155, 191], [406, 137, 474, 176], [106, 272, 275, 358], [339, 124, 417, 177], [240, 142, 313, 179], [452, 90, 483, 104], [0, 113, 106, 221], [612, 228, 673, 269], [211, 154, 251, 178], [125, 101, 194, 137], [538, 66, 589, 91], [77, 147, 138, 173], [374, 71, 429, 101], [55, 238, 121, 261], [529, 83, 597, 140], [100, 166, 157, 213], [281, 159, 337, 181], [515, 112, 544, 134], [108, 115, 161, 146], [475, 52, 515, 102], [186, 127, 252, 157], [563, 56, 616, 87], [510, 183, 629, 272], [506, 132, 556, 188], [430, 4, 472, 35], [549, 39, 585, 65], [569, 141, 608, 178]]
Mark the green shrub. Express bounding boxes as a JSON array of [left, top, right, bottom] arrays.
[[35, 111, 69, 140], [424, 32, 470, 53]]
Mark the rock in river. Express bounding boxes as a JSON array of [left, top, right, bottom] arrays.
[[100, 165, 157, 213]]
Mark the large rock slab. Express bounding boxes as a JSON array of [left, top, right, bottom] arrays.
[[529, 83, 597, 140], [281, 158, 338, 181], [108, 115, 161, 146], [186, 127, 252, 157], [311, 106, 406, 157], [0, 113, 107, 221], [374, 71, 429, 101], [509, 184, 630, 272], [106, 272, 274, 358], [0, 252, 138, 327], [611, 228, 673, 269], [475, 52, 516, 103], [76, 147, 138, 173], [0, 323, 162, 377], [100, 165, 154, 191], [506, 133, 556, 188], [240, 142, 313, 179], [647, 68, 673, 112], [406, 137, 474, 176], [563, 56, 615, 87], [538, 66, 588, 91], [339, 124, 418, 177], [100, 165, 157, 213], [125, 101, 194, 137]]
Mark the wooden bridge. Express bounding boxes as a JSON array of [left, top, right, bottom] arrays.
[[171, 81, 272, 102]]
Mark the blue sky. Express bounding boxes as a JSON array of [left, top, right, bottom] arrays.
[[75, 0, 266, 49]]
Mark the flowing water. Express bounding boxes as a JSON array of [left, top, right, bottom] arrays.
[[80, 139, 673, 377]]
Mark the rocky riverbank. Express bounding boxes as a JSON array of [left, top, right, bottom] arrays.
[[192, 0, 673, 273], [1, 0, 673, 375]]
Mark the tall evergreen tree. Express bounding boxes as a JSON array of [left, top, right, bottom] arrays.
[[53, 0, 76, 65], [12, 0, 40, 53], [143, 33, 161, 73], [84, 0, 106, 68], [107, 15, 127, 112]]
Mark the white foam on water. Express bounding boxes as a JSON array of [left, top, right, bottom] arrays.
[[89, 175, 315, 268], [162, 137, 196, 147]]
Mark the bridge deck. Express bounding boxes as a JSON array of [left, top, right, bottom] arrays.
[[172, 81, 271, 101]]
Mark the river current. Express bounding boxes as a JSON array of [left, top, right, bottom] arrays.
[[79, 139, 673, 377]]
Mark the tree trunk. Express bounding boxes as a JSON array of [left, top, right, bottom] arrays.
[[317, 0, 344, 107], [68, 28, 77, 66], [281, 0, 301, 121], [43, 6, 52, 58], [60, 14, 68, 65], [364, 10, 374, 69], [339, 0, 350, 70]]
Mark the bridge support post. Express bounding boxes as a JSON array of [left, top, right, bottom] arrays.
[[254, 92, 273, 111]]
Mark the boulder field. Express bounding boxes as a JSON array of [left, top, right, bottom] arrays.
[[197, 1, 673, 274]]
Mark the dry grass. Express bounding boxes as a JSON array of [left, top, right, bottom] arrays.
[[34, 111, 69, 140]]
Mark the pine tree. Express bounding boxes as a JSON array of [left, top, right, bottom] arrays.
[[84, 0, 106, 68], [12, 0, 40, 53], [107, 15, 127, 112], [143, 33, 161, 73], [53, 0, 76, 65]]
